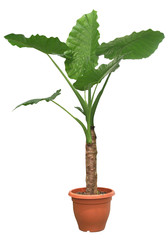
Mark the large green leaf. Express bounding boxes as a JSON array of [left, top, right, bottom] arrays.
[[4, 34, 69, 57], [73, 57, 121, 90], [14, 89, 61, 110], [65, 10, 100, 80], [96, 29, 164, 60]]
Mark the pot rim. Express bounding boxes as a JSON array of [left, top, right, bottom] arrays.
[[69, 187, 115, 199]]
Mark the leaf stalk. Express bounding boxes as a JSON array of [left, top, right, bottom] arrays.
[[52, 100, 89, 141]]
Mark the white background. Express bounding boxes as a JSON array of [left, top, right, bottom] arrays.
[[0, 0, 168, 239]]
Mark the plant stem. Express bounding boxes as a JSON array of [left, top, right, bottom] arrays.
[[90, 73, 111, 126], [88, 87, 92, 107], [47, 54, 92, 143], [86, 87, 92, 143], [52, 100, 77, 120], [86, 126, 98, 194], [91, 83, 99, 104], [47, 55, 69, 84], [84, 90, 87, 103], [52, 100, 88, 140], [47, 54, 88, 115]]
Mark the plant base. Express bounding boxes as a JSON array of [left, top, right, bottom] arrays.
[[69, 187, 115, 232]]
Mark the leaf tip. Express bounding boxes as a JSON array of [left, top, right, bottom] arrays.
[[12, 106, 18, 111], [92, 9, 97, 13], [4, 34, 10, 40]]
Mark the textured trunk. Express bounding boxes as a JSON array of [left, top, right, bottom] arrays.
[[86, 126, 98, 194]]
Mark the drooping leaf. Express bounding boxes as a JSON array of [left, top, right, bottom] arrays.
[[14, 89, 61, 110], [65, 10, 100, 80], [96, 29, 164, 60], [4, 34, 69, 57], [73, 57, 121, 90]]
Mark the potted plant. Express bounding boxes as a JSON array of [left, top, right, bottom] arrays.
[[4, 10, 164, 232]]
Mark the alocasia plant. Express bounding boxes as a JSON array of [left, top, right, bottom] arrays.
[[4, 10, 164, 195]]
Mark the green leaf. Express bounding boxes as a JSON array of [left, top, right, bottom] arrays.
[[73, 57, 121, 90], [14, 89, 61, 110], [96, 29, 164, 60], [4, 34, 69, 57], [75, 106, 85, 115], [65, 10, 100, 80]]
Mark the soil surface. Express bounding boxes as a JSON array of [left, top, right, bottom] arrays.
[[76, 191, 107, 195]]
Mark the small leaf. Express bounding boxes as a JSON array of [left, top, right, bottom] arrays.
[[4, 34, 69, 57], [96, 29, 164, 60], [75, 106, 85, 115], [14, 89, 61, 110], [65, 10, 100, 80], [73, 57, 121, 90]]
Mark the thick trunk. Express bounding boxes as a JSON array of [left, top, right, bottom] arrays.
[[86, 126, 98, 194]]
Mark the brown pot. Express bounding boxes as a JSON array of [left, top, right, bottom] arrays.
[[69, 187, 115, 232]]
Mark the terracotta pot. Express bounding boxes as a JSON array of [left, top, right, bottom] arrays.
[[69, 187, 115, 232]]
